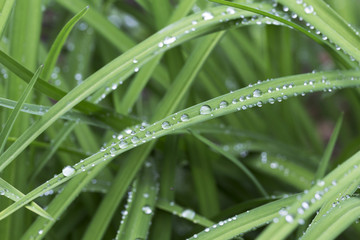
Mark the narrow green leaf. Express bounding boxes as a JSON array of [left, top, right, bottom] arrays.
[[190, 130, 268, 197], [189, 195, 298, 240], [1, 71, 360, 221], [41, 6, 89, 81], [301, 197, 360, 240], [115, 162, 158, 240], [0, 0, 16, 38], [315, 113, 343, 180], [0, 65, 43, 154], [0, 178, 53, 221], [156, 199, 215, 227]]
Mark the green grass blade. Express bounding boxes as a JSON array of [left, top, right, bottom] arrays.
[[276, 0, 360, 63], [0, 50, 138, 129], [0, 178, 53, 221], [257, 150, 360, 240], [0, 97, 110, 129], [20, 162, 108, 240], [56, 0, 135, 52], [115, 162, 158, 240], [315, 113, 343, 180], [41, 6, 89, 81], [249, 153, 314, 190], [31, 122, 76, 180], [0, 65, 43, 154], [188, 195, 298, 240], [156, 199, 215, 227], [190, 130, 268, 197], [0, 5, 268, 172], [301, 197, 360, 240], [1, 71, 360, 221], [210, 0, 355, 68], [0, 0, 16, 38]]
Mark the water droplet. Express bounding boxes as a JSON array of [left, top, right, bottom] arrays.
[[302, 201, 310, 209], [181, 209, 195, 219], [201, 12, 214, 21], [298, 219, 305, 225], [142, 205, 152, 215], [164, 36, 176, 45], [133, 59, 138, 63], [119, 141, 128, 149], [200, 105, 211, 115], [131, 136, 140, 143], [304, 5, 314, 14], [62, 166, 75, 177], [75, 73, 82, 81], [253, 89, 262, 97], [134, 67, 139, 72], [180, 114, 189, 121], [158, 42, 164, 47], [219, 101, 228, 108], [161, 121, 171, 129], [226, 7, 235, 14], [285, 214, 294, 223], [38, 230, 44, 235], [268, 98, 275, 104]]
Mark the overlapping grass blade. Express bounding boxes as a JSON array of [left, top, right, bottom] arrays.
[[190, 130, 268, 197], [257, 150, 360, 240], [0, 0, 16, 38], [41, 6, 89, 81], [156, 199, 215, 227], [0, 97, 110, 129], [301, 197, 360, 240], [1, 71, 360, 221], [0, 5, 273, 172], [115, 162, 158, 240], [315, 114, 343, 180], [188, 195, 298, 239], [0, 178, 53, 220], [0, 65, 42, 154]]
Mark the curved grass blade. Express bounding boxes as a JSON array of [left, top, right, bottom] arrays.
[[0, 5, 272, 172], [209, 0, 355, 68], [0, 0, 16, 38], [20, 162, 108, 240], [41, 6, 89, 81], [188, 195, 298, 240], [0, 65, 43, 154], [1, 71, 359, 221], [31, 122, 76, 180], [81, 23, 228, 240], [257, 150, 360, 240], [276, 0, 360, 63], [0, 50, 138, 129], [301, 197, 360, 240], [156, 199, 214, 227], [115, 162, 158, 240], [190, 130, 268, 197], [0, 97, 110, 129], [315, 113, 343, 180], [249, 153, 314, 190], [0, 178, 53, 221]]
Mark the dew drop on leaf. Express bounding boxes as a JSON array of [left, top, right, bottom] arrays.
[[181, 209, 195, 219], [180, 114, 190, 121], [253, 89, 262, 97], [200, 105, 211, 115], [201, 12, 214, 21], [62, 166, 75, 177], [304, 5, 314, 14], [219, 101, 228, 108], [142, 205, 152, 215], [161, 121, 171, 129]]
